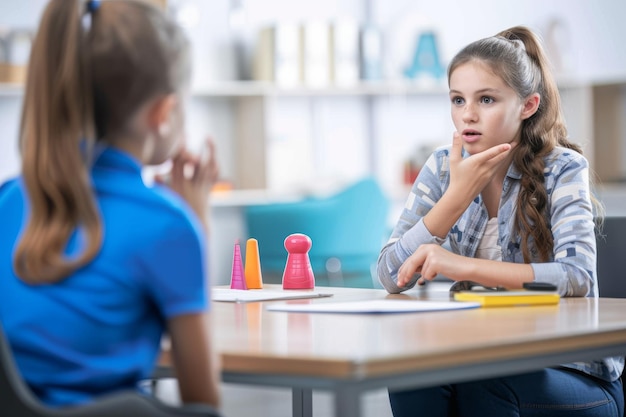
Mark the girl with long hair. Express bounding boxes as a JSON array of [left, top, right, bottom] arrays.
[[378, 26, 624, 416], [0, 0, 220, 409]]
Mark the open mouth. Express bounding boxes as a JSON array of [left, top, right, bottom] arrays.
[[461, 130, 482, 143]]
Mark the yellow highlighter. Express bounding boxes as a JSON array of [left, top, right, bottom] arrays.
[[454, 290, 560, 307]]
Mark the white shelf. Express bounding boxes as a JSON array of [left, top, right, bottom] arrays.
[[4, 77, 625, 99], [2, 77, 624, 189], [191, 80, 450, 97], [191, 77, 626, 97], [210, 189, 304, 207], [0, 83, 22, 96]]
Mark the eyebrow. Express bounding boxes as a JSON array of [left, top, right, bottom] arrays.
[[449, 88, 502, 95]]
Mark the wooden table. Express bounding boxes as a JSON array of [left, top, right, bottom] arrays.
[[160, 284, 626, 417]]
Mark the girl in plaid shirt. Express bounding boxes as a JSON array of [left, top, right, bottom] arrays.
[[379, 26, 624, 417]]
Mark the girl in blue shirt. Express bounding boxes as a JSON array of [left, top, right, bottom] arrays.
[[0, 0, 220, 410], [378, 26, 624, 416]]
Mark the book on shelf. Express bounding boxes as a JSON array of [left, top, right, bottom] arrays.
[[359, 24, 383, 81], [0, 63, 26, 84], [253, 23, 301, 87], [300, 21, 331, 88], [329, 19, 360, 87]]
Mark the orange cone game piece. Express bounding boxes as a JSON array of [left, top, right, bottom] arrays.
[[244, 238, 263, 289]]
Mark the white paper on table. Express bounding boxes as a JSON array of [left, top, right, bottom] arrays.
[[212, 288, 333, 303], [265, 299, 481, 314]]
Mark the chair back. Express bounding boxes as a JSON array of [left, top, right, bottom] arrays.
[[245, 177, 389, 287], [0, 322, 221, 417], [597, 216, 626, 298], [0, 322, 46, 416], [596, 216, 626, 415]]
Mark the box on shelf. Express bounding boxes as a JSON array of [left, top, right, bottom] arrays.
[[0, 63, 26, 84], [329, 19, 359, 87], [360, 25, 383, 81], [253, 20, 361, 88], [253, 23, 301, 87], [300, 21, 330, 88]]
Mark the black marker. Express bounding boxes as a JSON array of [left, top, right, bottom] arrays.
[[523, 282, 557, 291]]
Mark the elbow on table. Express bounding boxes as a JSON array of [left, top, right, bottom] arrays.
[[377, 265, 408, 294]]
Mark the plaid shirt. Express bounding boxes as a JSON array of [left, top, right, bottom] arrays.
[[378, 145, 624, 382]]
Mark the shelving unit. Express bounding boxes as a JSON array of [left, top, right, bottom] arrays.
[[191, 80, 449, 97], [1, 77, 625, 200], [0, 83, 22, 96], [189, 78, 625, 199], [2, 79, 624, 285]]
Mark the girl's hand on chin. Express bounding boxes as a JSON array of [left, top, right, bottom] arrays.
[[448, 131, 513, 203]]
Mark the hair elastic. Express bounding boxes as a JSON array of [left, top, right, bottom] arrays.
[[86, 0, 101, 13]]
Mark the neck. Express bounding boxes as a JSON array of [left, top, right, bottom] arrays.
[[105, 134, 152, 166], [481, 156, 512, 218]]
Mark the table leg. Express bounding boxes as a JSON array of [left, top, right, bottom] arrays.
[[292, 388, 313, 417], [334, 386, 361, 417]]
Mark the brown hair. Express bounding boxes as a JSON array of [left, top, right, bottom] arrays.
[[15, 0, 190, 283], [447, 26, 588, 262]]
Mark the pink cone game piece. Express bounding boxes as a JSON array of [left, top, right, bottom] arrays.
[[282, 233, 315, 290], [244, 238, 263, 289], [230, 240, 247, 290]]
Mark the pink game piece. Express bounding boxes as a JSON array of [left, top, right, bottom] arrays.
[[230, 240, 247, 290], [282, 233, 315, 290]]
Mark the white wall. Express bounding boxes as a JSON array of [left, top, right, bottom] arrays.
[[372, 0, 626, 81], [1, 0, 625, 186], [1, 0, 624, 284]]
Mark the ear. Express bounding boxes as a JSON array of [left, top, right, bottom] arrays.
[[520, 93, 540, 120], [146, 94, 177, 131]]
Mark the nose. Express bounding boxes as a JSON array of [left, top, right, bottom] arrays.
[[462, 103, 478, 123]]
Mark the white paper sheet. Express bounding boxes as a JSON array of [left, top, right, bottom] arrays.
[[265, 299, 481, 314], [212, 288, 333, 303]]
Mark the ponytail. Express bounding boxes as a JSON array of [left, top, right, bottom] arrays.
[[496, 27, 581, 155], [15, 0, 102, 283], [498, 27, 586, 262]]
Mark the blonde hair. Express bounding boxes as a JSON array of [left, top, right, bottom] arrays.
[[15, 0, 190, 283]]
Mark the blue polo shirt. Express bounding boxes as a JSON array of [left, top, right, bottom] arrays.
[[0, 147, 209, 406]]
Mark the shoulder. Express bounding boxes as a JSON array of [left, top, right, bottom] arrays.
[[433, 144, 453, 159], [149, 185, 203, 235], [544, 146, 589, 173], [126, 184, 205, 248], [0, 177, 24, 209], [542, 147, 590, 190], [96, 176, 205, 249], [422, 145, 453, 174], [0, 177, 19, 195]]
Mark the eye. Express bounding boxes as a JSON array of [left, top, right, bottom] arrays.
[[451, 96, 464, 106], [480, 96, 495, 104]]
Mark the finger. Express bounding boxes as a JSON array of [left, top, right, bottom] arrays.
[[450, 131, 463, 161], [154, 174, 166, 185], [189, 139, 211, 183], [180, 149, 199, 166], [478, 143, 512, 164], [200, 139, 217, 181], [204, 138, 216, 164], [170, 152, 187, 188], [398, 250, 426, 286], [420, 258, 437, 281], [207, 141, 220, 182]]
